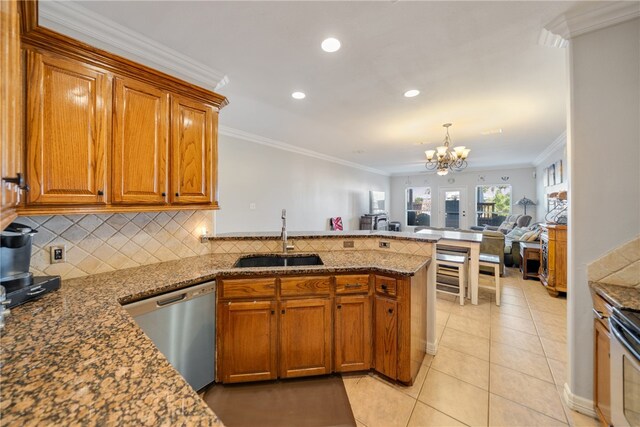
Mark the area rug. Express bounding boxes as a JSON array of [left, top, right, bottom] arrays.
[[203, 375, 356, 427]]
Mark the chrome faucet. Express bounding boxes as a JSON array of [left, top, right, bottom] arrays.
[[281, 209, 295, 253]]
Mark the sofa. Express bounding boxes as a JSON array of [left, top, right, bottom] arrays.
[[503, 224, 543, 267], [470, 214, 531, 234]]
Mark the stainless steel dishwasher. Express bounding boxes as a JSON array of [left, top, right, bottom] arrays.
[[124, 281, 216, 391]]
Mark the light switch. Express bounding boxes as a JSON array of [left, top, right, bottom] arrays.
[[249, 202, 256, 210], [50, 245, 66, 264]]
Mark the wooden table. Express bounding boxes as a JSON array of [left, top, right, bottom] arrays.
[[416, 229, 483, 305], [520, 241, 541, 280]]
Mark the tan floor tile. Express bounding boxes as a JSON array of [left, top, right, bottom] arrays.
[[501, 286, 524, 297], [490, 312, 537, 335], [489, 393, 567, 426], [531, 309, 567, 330], [446, 313, 491, 339], [490, 342, 554, 383], [437, 309, 450, 328], [491, 301, 532, 320], [371, 362, 429, 399], [548, 358, 567, 387], [356, 420, 368, 427], [408, 401, 466, 427], [423, 353, 434, 367], [346, 375, 417, 427], [431, 346, 489, 390], [541, 336, 567, 362], [419, 369, 488, 426], [536, 322, 567, 343], [449, 302, 491, 321], [342, 373, 366, 395], [490, 324, 544, 355], [565, 409, 600, 427], [439, 327, 490, 361], [500, 294, 528, 307], [490, 364, 566, 422]]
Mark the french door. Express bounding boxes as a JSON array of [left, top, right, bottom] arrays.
[[438, 188, 468, 230]]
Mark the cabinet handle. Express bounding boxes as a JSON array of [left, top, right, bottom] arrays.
[[337, 305, 342, 309], [162, 192, 166, 197], [593, 308, 608, 320], [2, 173, 29, 191], [281, 309, 285, 314], [388, 308, 394, 314], [97, 190, 104, 196], [381, 284, 388, 290], [271, 310, 275, 315], [175, 192, 179, 197]]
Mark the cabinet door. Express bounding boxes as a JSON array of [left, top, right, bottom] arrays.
[[594, 319, 611, 425], [26, 51, 110, 205], [219, 300, 277, 383], [112, 77, 169, 204], [0, 0, 21, 229], [280, 298, 331, 378], [170, 95, 215, 205], [335, 295, 371, 372], [374, 295, 398, 379]]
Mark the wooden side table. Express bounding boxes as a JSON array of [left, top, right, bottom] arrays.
[[520, 241, 541, 280]]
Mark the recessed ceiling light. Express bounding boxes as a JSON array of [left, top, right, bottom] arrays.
[[481, 128, 503, 135], [404, 89, 420, 98], [291, 91, 306, 100], [321, 37, 341, 53]]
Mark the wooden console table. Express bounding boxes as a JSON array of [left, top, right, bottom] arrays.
[[519, 241, 541, 280], [539, 224, 567, 297]]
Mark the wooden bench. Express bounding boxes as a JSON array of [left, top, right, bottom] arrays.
[[436, 252, 468, 305], [479, 253, 501, 305]]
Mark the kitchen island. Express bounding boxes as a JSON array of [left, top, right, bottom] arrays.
[[0, 231, 440, 425]]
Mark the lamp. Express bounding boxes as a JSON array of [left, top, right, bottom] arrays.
[[516, 196, 537, 215], [424, 123, 470, 176]]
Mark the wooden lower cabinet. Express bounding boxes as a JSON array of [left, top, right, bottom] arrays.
[[219, 300, 277, 383], [279, 298, 332, 378], [539, 224, 567, 297], [374, 295, 398, 379], [594, 318, 611, 426], [335, 295, 372, 372]]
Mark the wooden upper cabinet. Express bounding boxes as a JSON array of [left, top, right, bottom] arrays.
[[170, 95, 216, 205], [112, 77, 169, 204], [1, 0, 22, 230], [26, 51, 110, 205]]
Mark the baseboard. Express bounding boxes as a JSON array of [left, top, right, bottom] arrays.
[[563, 383, 597, 418], [426, 340, 438, 355]]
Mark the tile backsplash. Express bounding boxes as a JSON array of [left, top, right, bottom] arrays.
[[588, 236, 640, 288], [19, 211, 214, 280]]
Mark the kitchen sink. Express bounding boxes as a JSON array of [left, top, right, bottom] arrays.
[[233, 254, 323, 268]]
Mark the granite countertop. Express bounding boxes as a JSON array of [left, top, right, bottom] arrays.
[[209, 230, 442, 242], [590, 281, 640, 312], [0, 249, 430, 424]]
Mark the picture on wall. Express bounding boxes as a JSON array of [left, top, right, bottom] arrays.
[[555, 160, 563, 184], [543, 167, 548, 187], [549, 164, 556, 186]]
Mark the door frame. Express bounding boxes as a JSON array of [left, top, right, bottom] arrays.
[[438, 187, 468, 230]]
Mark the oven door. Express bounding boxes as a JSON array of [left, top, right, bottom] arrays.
[[610, 315, 640, 427]]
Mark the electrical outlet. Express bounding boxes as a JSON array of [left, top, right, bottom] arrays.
[[249, 202, 256, 210], [50, 245, 66, 264], [379, 241, 390, 249], [343, 240, 354, 248]]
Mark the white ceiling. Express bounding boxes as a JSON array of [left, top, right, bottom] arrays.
[[50, 1, 583, 175]]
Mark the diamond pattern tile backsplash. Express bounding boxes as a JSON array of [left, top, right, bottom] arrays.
[[588, 235, 640, 288], [20, 211, 214, 280]]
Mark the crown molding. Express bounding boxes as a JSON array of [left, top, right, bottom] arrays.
[[38, 0, 228, 91], [544, 1, 640, 42], [218, 126, 390, 176], [533, 131, 567, 166]]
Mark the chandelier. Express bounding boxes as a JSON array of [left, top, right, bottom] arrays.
[[424, 123, 470, 176]]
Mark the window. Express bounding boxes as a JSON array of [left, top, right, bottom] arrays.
[[476, 185, 512, 226], [406, 187, 431, 226]]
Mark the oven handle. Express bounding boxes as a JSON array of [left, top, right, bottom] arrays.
[[610, 316, 640, 361]]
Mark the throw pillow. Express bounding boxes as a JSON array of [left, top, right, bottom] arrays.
[[506, 227, 527, 240], [498, 221, 515, 234], [520, 230, 535, 241], [526, 229, 542, 241]]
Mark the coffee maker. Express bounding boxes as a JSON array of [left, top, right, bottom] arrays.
[[1, 222, 61, 310]]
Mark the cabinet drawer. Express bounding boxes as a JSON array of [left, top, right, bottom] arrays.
[[281, 276, 331, 297], [336, 275, 370, 294], [593, 293, 613, 330], [375, 276, 397, 297], [220, 278, 276, 299]]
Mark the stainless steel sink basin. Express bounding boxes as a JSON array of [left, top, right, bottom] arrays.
[[233, 254, 323, 268]]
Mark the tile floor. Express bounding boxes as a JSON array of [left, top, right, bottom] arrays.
[[343, 268, 601, 427]]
